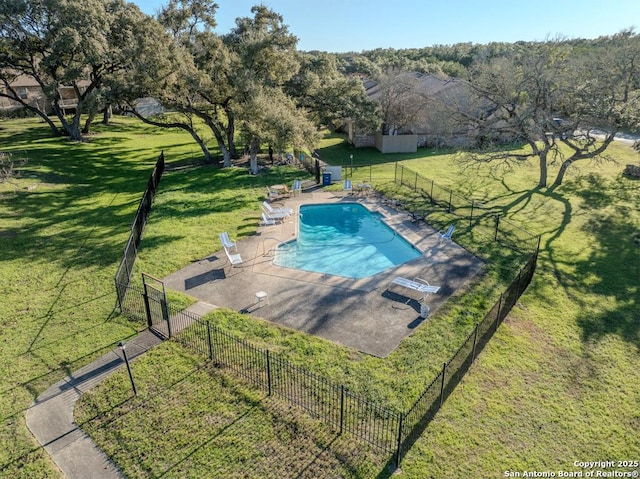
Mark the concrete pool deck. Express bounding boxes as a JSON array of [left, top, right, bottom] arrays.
[[163, 189, 485, 358]]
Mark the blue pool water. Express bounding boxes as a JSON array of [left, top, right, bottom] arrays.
[[273, 203, 421, 278]]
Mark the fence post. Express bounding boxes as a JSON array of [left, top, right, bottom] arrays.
[[114, 278, 123, 312], [206, 320, 213, 360], [369, 164, 372, 182], [394, 162, 398, 183], [516, 269, 523, 296], [495, 293, 503, 330], [142, 278, 152, 329], [158, 150, 165, 175], [414, 171, 418, 191], [266, 350, 272, 396], [339, 385, 345, 435], [430, 180, 434, 204], [161, 296, 172, 339], [161, 286, 171, 339], [494, 214, 501, 241], [395, 414, 404, 469], [472, 323, 479, 362], [400, 165, 404, 185], [439, 362, 447, 408]]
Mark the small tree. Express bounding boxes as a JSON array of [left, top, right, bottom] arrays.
[[374, 71, 428, 134], [286, 52, 380, 132], [240, 87, 319, 174]]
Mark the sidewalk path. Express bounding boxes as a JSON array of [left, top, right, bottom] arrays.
[[25, 301, 217, 478]]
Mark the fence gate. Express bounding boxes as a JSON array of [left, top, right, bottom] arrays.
[[142, 273, 171, 338]]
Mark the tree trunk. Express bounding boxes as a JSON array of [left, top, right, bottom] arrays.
[[67, 115, 83, 141], [29, 103, 62, 137], [226, 112, 237, 159], [249, 138, 259, 175], [191, 133, 213, 163], [41, 115, 63, 137], [82, 110, 97, 134], [205, 121, 232, 167], [127, 106, 214, 163], [102, 104, 112, 125], [220, 145, 232, 167], [553, 159, 573, 187], [538, 150, 548, 188], [52, 104, 83, 141]]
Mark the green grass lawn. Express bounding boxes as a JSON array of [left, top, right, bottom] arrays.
[[2, 117, 639, 478], [0, 117, 208, 478]]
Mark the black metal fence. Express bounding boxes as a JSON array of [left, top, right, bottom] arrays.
[[114, 152, 539, 469], [394, 163, 540, 253], [114, 152, 165, 309], [117, 248, 536, 467], [397, 250, 537, 461]]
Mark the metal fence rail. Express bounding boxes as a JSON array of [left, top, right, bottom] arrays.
[[394, 163, 540, 254], [114, 152, 165, 308], [396, 252, 537, 462]]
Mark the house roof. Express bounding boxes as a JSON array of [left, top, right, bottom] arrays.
[[3, 73, 91, 89], [363, 72, 465, 102]]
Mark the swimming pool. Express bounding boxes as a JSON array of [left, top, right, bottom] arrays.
[[273, 203, 421, 278]]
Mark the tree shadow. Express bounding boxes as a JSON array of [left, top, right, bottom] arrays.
[[547, 174, 640, 349]]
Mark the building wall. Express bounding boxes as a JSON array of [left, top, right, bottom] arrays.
[[375, 132, 418, 153]]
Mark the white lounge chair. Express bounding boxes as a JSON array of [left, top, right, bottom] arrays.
[[388, 277, 440, 302], [224, 245, 243, 268], [343, 179, 353, 194], [439, 225, 455, 241], [262, 201, 293, 217], [260, 212, 277, 226], [219, 232, 237, 252], [356, 182, 372, 195], [292, 179, 302, 196]]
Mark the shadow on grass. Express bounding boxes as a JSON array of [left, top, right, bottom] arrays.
[[573, 215, 640, 348], [77, 354, 387, 479], [546, 174, 640, 348]]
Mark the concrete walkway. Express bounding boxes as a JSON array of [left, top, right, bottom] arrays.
[[25, 301, 217, 478]]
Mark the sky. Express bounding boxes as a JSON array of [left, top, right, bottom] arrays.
[[132, 0, 640, 53]]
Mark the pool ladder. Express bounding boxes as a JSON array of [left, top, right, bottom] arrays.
[[261, 237, 290, 257]]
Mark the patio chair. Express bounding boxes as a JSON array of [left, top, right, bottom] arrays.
[[224, 245, 243, 268], [260, 212, 277, 226], [356, 182, 372, 195], [262, 201, 293, 217], [262, 206, 290, 221], [219, 232, 237, 252], [388, 277, 440, 303], [438, 225, 455, 241], [266, 186, 281, 202], [292, 179, 302, 196], [343, 179, 353, 194]]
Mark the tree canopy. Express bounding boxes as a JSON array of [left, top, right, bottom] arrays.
[[0, 0, 168, 141], [2, 1, 638, 185], [456, 32, 640, 187]]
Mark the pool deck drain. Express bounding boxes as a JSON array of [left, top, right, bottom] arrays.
[[163, 190, 484, 358]]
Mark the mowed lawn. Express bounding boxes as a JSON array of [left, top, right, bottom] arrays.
[[2, 117, 639, 478]]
